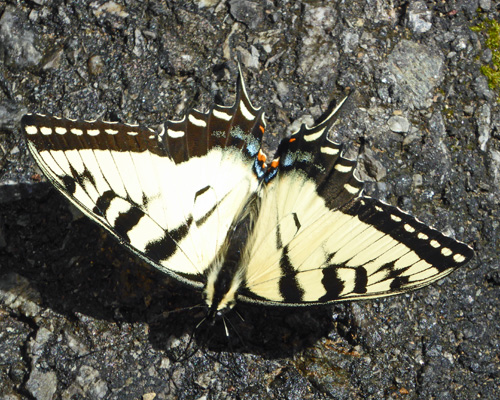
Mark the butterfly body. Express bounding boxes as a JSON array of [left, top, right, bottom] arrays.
[[21, 65, 473, 317]]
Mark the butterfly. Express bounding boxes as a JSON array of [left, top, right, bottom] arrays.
[[21, 63, 473, 319]]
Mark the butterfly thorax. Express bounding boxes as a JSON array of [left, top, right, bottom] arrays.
[[204, 208, 255, 318]]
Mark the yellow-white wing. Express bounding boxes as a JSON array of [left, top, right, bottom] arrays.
[[239, 120, 474, 305], [21, 71, 267, 288]]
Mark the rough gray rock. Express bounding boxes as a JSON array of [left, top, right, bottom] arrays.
[[26, 370, 58, 400], [62, 366, 109, 400], [476, 103, 491, 152], [380, 40, 444, 109], [0, 1, 497, 399], [297, 5, 339, 84], [406, 1, 432, 34], [0, 6, 43, 68], [229, 0, 265, 30], [387, 115, 410, 133]]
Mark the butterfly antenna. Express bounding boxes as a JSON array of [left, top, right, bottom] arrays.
[[148, 303, 205, 324], [202, 339, 244, 379], [174, 324, 201, 362], [196, 316, 207, 330], [219, 316, 236, 357], [149, 304, 206, 363], [176, 313, 221, 362], [222, 316, 231, 338], [71, 345, 110, 361], [234, 309, 245, 322], [224, 313, 246, 350]]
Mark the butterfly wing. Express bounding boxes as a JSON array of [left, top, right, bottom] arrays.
[[239, 107, 474, 305], [22, 72, 266, 287]]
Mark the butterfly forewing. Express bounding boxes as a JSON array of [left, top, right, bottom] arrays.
[[22, 74, 266, 288]]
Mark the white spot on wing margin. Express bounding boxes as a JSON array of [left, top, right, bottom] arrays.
[[25, 125, 38, 135], [188, 114, 207, 127], [239, 100, 255, 121]]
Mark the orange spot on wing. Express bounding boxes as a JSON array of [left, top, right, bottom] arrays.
[[289, 138, 296, 143], [270, 158, 280, 168], [257, 150, 267, 163], [259, 125, 265, 134]]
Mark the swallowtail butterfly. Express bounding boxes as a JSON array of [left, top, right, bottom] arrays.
[[21, 65, 473, 319]]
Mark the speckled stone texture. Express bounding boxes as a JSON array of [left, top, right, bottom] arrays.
[[0, 1, 498, 399]]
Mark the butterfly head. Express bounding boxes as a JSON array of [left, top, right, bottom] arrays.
[[204, 259, 245, 320], [205, 299, 235, 322]]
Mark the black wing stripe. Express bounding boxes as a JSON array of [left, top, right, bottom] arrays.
[[345, 197, 473, 270], [278, 246, 304, 302]]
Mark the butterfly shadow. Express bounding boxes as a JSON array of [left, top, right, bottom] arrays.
[[1, 187, 197, 327], [2, 186, 340, 361], [146, 293, 340, 361]]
